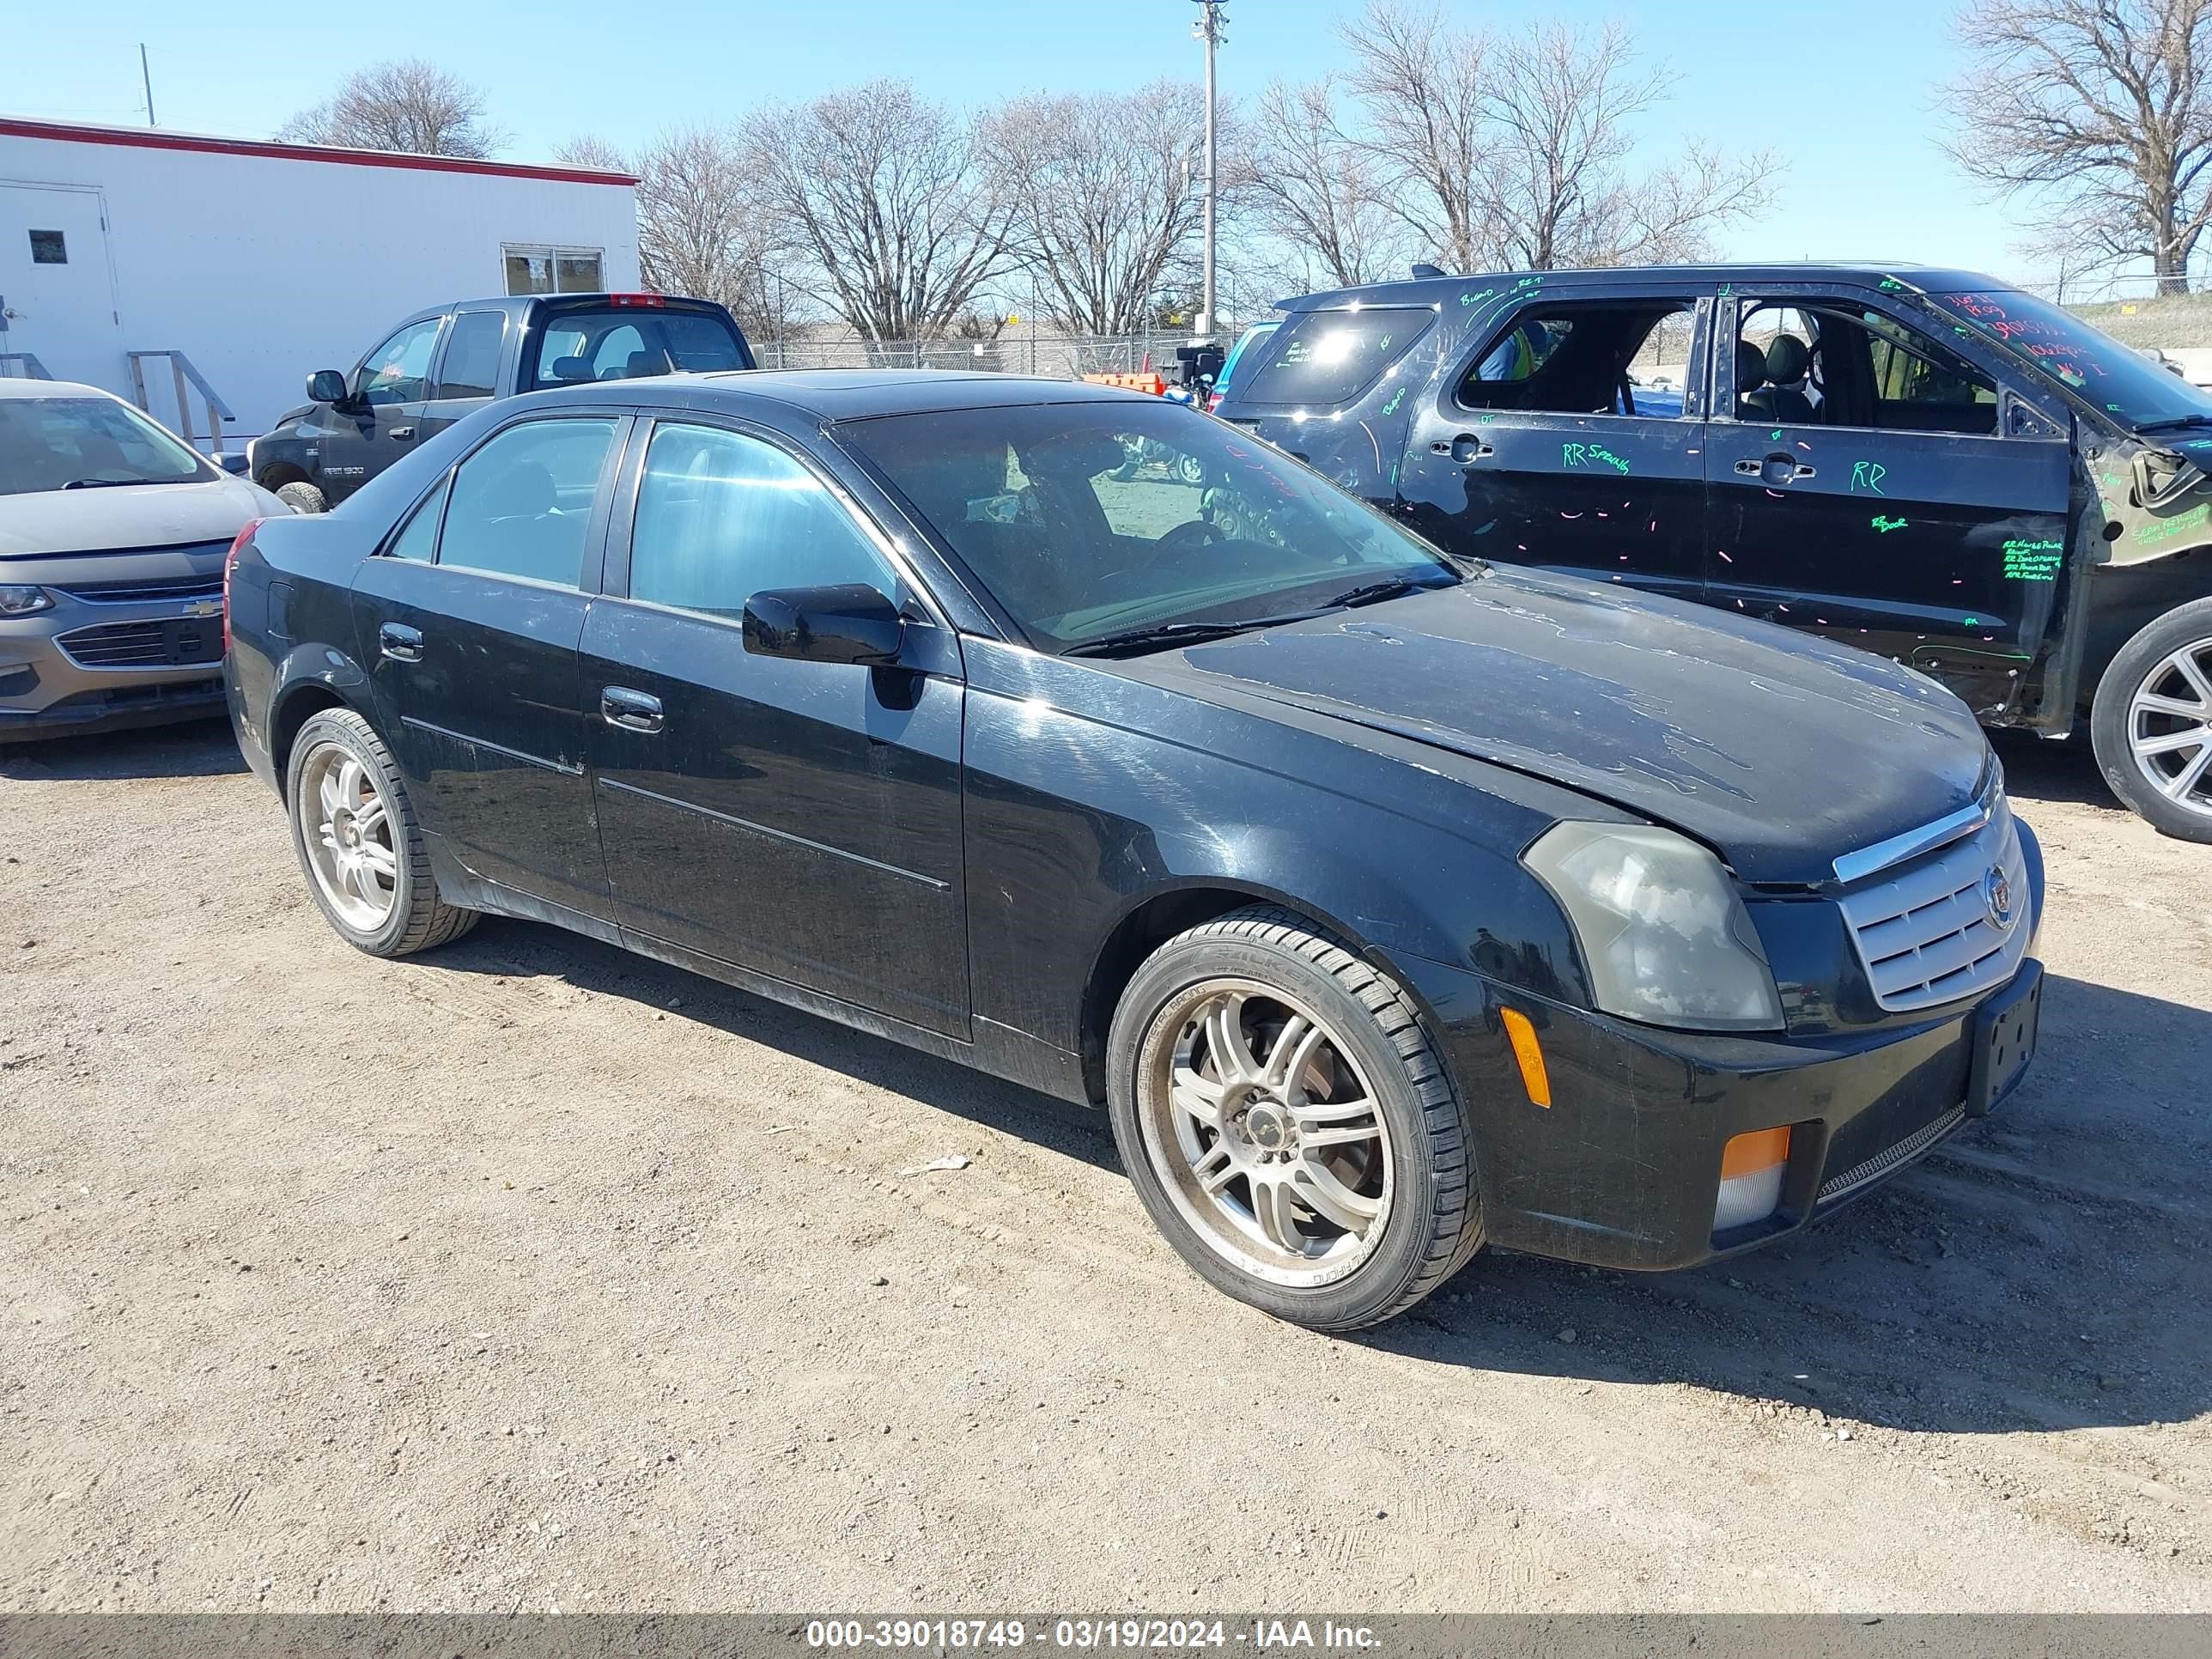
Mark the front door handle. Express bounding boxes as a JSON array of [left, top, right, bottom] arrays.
[[378, 622, 422, 662], [389, 425, 416, 441], [600, 686, 664, 732], [1440, 433, 1495, 465]]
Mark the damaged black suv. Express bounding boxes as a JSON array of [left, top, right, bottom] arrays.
[[1213, 264, 2212, 840]]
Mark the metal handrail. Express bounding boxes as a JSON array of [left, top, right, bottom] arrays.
[[126, 349, 237, 460], [0, 352, 52, 379]]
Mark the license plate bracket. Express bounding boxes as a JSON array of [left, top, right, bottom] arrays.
[[1966, 958, 2042, 1118]]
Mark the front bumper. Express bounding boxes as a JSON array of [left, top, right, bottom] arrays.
[[0, 546, 231, 743], [1401, 951, 2044, 1273]]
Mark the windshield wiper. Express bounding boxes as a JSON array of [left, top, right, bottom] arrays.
[[1320, 574, 1435, 610], [2130, 415, 2212, 434], [1060, 611, 1324, 659], [60, 476, 187, 489]]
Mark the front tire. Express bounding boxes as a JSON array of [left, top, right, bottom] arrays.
[[274, 480, 327, 514], [2089, 597, 2212, 842], [286, 708, 477, 956], [1106, 905, 1482, 1331]]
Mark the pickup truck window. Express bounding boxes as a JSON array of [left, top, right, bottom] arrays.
[[526, 309, 744, 391], [434, 313, 506, 401], [354, 319, 442, 406]]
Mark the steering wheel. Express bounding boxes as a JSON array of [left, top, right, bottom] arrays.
[[1158, 519, 1223, 550]]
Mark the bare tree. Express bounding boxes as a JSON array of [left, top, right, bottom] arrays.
[[1334, 3, 1777, 274], [740, 80, 1017, 347], [981, 82, 1209, 335], [560, 129, 800, 343], [1480, 22, 1778, 269], [277, 58, 505, 158], [1943, 0, 2212, 294], [1340, 3, 1492, 272], [1237, 76, 1417, 290]]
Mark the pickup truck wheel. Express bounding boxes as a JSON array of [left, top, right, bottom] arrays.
[[2090, 597, 2212, 842], [1106, 904, 1482, 1331], [274, 481, 327, 514], [286, 708, 477, 956]]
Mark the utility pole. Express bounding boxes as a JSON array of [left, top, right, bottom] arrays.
[[1192, 0, 1226, 339], [138, 44, 156, 126]]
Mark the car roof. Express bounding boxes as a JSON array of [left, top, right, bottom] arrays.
[[390, 293, 735, 328], [1278, 263, 2010, 312], [0, 377, 128, 402], [520, 368, 1150, 422]]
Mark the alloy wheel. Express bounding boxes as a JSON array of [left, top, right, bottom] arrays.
[[2129, 636, 2212, 819], [300, 740, 400, 930], [1137, 977, 1393, 1287]]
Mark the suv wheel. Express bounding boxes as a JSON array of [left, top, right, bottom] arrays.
[[274, 481, 327, 514], [286, 708, 477, 955], [1106, 904, 1483, 1331], [2090, 597, 2212, 842]]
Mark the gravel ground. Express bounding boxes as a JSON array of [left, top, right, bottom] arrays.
[[1, 718, 2207, 1613]]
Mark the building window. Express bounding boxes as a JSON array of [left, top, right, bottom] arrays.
[[29, 230, 67, 264], [502, 245, 605, 296]]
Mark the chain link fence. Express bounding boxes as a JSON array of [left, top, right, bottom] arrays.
[[747, 329, 1219, 379]]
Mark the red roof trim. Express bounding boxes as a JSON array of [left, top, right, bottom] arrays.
[[0, 115, 640, 186]]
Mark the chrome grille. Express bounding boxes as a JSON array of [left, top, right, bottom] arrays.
[[1837, 793, 2030, 1012]]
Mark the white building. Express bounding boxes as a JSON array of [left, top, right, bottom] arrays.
[[0, 115, 640, 450]]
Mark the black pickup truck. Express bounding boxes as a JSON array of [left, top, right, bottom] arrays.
[[1213, 264, 2212, 841], [248, 293, 752, 514]]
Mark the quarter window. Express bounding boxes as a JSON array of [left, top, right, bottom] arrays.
[[433, 312, 507, 401], [436, 418, 619, 588], [1238, 306, 1435, 408], [385, 476, 449, 562], [353, 319, 443, 406], [629, 423, 895, 620]]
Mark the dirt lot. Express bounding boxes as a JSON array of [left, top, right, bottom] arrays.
[[1, 719, 2208, 1613]]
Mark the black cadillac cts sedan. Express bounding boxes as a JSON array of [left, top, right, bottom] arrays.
[[224, 370, 2046, 1330]]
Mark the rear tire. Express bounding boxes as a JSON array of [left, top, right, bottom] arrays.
[[2088, 597, 2212, 842], [274, 481, 327, 514], [285, 708, 477, 956], [1105, 904, 1482, 1331]]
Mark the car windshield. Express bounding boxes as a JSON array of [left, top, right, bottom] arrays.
[[0, 395, 210, 496], [1928, 287, 2212, 430], [838, 398, 1462, 651]]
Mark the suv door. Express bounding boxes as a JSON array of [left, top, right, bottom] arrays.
[[582, 416, 970, 1038], [418, 307, 509, 444], [1398, 288, 1714, 599], [319, 316, 446, 503], [349, 412, 629, 921], [1705, 288, 2074, 720]]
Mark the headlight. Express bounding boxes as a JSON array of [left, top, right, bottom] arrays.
[[0, 586, 54, 617], [1523, 822, 1783, 1031]]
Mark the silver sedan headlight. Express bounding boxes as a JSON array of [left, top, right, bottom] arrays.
[[1523, 822, 1784, 1032], [0, 585, 55, 617]]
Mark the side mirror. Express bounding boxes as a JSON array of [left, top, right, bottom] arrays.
[[307, 368, 349, 404], [742, 583, 905, 665]]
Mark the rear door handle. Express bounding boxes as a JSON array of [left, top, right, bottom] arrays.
[[1741, 451, 1814, 482], [377, 622, 422, 662], [600, 686, 663, 732], [389, 425, 416, 441]]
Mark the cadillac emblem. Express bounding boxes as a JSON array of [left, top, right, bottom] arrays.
[[1981, 865, 2017, 930]]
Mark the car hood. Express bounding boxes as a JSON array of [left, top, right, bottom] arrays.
[[1118, 570, 1990, 887], [0, 474, 286, 559]]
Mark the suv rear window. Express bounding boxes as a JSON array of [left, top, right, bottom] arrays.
[[1236, 307, 1434, 408], [526, 307, 748, 390]]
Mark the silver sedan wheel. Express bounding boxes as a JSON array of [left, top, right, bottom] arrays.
[[2129, 636, 2212, 819], [1136, 977, 1393, 1288], [300, 740, 399, 930]]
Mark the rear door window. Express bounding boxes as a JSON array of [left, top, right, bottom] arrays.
[[525, 307, 746, 391], [1237, 307, 1434, 408], [433, 312, 507, 401], [1458, 301, 1697, 416]]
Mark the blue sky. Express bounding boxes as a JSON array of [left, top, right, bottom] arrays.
[[15, 0, 2031, 280]]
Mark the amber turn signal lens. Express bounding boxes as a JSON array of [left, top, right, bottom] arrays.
[[1719, 1126, 1791, 1178], [1714, 1126, 1792, 1232], [1499, 1007, 1551, 1108]]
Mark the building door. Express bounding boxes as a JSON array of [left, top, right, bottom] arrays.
[[0, 184, 123, 387]]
